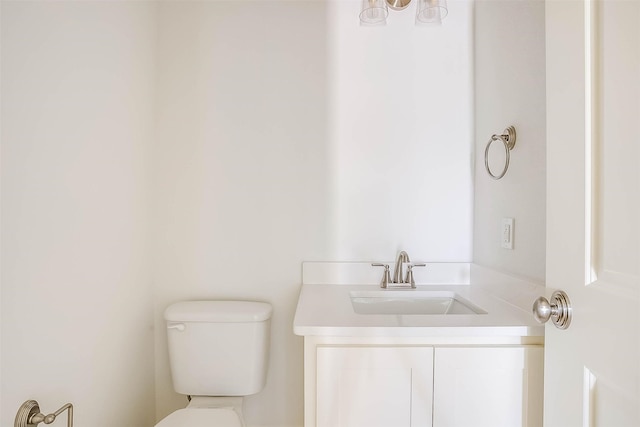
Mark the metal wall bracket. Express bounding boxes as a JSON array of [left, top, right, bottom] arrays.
[[15, 400, 40, 427], [15, 400, 73, 427]]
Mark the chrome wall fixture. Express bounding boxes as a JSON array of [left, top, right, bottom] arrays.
[[360, 0, 448, 25], [484, 126, 517, 180], [15, 400, 73, 427]]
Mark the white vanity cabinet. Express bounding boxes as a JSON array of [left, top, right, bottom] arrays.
[[307, 338, 543, 427], [316, 346, 434, 427], [432, 346, 543, 427]]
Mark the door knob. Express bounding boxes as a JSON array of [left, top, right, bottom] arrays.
[[532, 290, 572, 329]]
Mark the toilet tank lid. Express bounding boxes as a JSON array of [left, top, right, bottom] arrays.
[[164, 301, 272, 323]]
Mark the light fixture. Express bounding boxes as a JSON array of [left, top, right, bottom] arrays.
[[415, 0, 448, 24], [359, 0, 448, 25], [359, 0, 389, 25]]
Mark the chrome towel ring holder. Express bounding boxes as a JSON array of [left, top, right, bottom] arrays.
[[484, 126, 517, 180]]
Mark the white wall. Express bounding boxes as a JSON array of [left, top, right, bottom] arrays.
[[152, 2, 331, 425], [1, 2, 156, 425], [153, 1, 473, 426], [473, 0, 546, 281], [327, 0, 474, 261], [2, 1, 475, 426]]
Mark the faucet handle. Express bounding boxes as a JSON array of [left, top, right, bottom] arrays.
[[371, 263, 392, 288], [405, 263, 426, 288]]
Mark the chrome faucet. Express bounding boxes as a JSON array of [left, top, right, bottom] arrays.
[[371, 251, 426, 288], [393, 251, 411, 284]]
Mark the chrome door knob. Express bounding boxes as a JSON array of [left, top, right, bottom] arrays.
[[532, 297, 552, 323], [532, 290, 572, 330]]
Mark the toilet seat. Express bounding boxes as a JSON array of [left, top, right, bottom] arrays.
[[155, 408, 242, 427]]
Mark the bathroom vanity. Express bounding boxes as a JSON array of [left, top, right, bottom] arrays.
[[293, 262, 545, 427]]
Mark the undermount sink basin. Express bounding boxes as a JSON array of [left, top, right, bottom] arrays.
[[350, 290, 487, 315]]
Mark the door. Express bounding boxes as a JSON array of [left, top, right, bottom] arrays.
[[544, 1, 639, 426]]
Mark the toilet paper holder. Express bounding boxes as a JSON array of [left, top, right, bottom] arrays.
[[15, 400, 73, 427]]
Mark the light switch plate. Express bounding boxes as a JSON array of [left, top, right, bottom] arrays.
[[502, 217, 514, 249]]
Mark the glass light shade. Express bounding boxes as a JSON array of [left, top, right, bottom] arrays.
[[415, 0, 448, 24], [360, 0, 389, 25]]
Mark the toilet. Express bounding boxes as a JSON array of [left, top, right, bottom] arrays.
[[155, 300, 272, 427]]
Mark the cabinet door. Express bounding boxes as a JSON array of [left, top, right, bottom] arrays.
[[433, 346, 543, 427], [316, 346, 434, 427]]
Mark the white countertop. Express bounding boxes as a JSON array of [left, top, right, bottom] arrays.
[[293, 263, 545, 338]]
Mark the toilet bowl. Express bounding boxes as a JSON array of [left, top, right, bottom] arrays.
[[155, 397, 244, 427], [155, 301, 272, 427], [155, 408, 241, 427]]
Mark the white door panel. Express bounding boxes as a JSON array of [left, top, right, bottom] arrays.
[[544, 1, 639, 426]]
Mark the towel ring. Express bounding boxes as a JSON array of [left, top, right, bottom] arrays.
[[484, 126, 516, 180]]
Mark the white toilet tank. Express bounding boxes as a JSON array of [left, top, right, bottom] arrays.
[[164, 300, 272, 396]]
